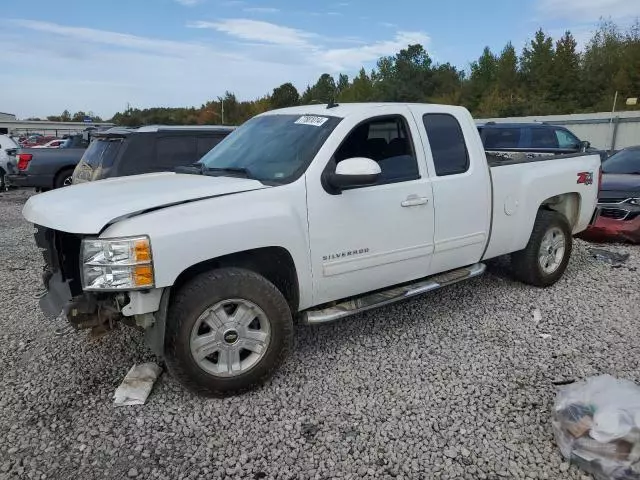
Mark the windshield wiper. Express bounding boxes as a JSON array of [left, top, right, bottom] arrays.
[[174, 163, 204, 175], [203, 166, 252, 178]]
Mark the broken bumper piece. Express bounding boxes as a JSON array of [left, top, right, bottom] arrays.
[[579, 215, 640, 244]]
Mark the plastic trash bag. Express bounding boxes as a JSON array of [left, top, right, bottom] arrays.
[[113, 363, 162, 406], [553, 375, 640, 480]]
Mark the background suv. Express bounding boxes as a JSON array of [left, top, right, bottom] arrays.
[[478, 122, 589, 154], [72, 125, 234, 184]]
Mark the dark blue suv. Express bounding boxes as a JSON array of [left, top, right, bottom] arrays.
[[478, 122, 590, 154]]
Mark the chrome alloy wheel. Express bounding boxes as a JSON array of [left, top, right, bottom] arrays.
[[538, 227, 566, 275], [189, 298, 271, 377]]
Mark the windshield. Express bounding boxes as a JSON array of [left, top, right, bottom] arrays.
[[199, 114, 342, 183], [602, 149, 640, 174], [81, 138, 123, 168]]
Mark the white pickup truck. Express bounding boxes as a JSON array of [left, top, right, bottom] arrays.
[[23, 103, 603, 396]]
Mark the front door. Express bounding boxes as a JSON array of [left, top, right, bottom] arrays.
[[306, 109, 435, 305]]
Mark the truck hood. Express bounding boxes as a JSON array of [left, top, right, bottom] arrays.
[[23, 172, 269, 234], [600, 173, 640, 191]]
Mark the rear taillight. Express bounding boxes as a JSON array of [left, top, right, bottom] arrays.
[[598, 165, 603, 191], [17, 153, 33, 170]]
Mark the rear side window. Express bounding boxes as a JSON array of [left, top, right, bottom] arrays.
[[423, 114, 469, 176], [483, 127, 521, 149], [81, 138, 123, 168], [530, 128, 558, 148], [157, 136, 197, 168], [197, 135, 226, 159]]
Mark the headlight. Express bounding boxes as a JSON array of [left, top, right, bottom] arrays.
[[629, 198, 640, 206], [81, 236, 154, 291]]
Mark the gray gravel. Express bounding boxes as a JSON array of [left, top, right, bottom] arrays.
[[1, 188, 639, 480]]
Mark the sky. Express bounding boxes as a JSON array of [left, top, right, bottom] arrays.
[[1, 0, 639, 119]]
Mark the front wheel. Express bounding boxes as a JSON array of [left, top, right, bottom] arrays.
[[511, 210, 572, 287], [165, 268, 293, 397]]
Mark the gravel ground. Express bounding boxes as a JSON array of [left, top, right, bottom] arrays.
[[1, 188, 639, 480]]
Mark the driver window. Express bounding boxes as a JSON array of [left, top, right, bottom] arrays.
[[334, 116, 419, 184]]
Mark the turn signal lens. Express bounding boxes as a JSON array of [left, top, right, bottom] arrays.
[[133, 265, 154, 287]]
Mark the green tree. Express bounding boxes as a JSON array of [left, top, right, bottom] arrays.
[[521, 29, 556, 113], [465, 46, 498, 114], [71, 111, 87, 122], [301, 73, 337, 104], [376, 44, 434, 102], [338, 68, 375, 102], [270, 83, 300, 109], [550, 31, 581, 112]]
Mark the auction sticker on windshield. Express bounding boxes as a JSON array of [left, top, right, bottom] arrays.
[[295, 115, 329, 127]]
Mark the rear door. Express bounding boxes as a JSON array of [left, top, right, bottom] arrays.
[[411, 106, 492, 274]]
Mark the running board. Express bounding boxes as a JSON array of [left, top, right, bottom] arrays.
[[301, 263, 486, 325]]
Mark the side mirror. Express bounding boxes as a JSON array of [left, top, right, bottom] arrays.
[[580, 140, 591, 152], [326, 157, 381, 191]]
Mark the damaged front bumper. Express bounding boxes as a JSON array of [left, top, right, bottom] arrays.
[[578, 203, 640, 244], [33, 225, 169, 352], [579, 215, 640, 244]]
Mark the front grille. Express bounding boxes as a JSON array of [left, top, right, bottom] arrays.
[[34, 225, 83, 295], [599, 208, 629, 220]]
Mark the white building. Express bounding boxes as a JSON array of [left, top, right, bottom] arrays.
[[0, 112, 17, 121]]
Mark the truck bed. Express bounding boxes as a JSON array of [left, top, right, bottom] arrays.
[[486, 150, 607, 168]]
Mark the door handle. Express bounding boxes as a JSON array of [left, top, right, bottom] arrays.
[[401, 195, 429, 207]]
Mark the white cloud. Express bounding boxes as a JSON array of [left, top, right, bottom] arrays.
[[538, 0, 640, 21], [0, 18, 430, 118], [243, 7, 279, 13], [190, 19, 316, 46], [175, 0, 205, 6], [320, 31, 431, 70]]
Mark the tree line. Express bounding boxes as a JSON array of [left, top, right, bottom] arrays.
[[47, 21, 640, 127]]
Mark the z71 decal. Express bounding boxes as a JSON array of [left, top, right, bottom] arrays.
[[577, 171, 594, 185]]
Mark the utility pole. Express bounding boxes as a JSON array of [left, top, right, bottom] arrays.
[[221, 99, 225, 125]]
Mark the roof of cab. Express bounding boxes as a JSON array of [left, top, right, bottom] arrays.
[[95, 125, 236, 137], [264, 102, 468, 119]]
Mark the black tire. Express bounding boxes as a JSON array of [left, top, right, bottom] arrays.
[[165, 268, 293, 397], [510, 209, 572, 287], [54, 168, 74, 189], [0, 168, 5, 192]]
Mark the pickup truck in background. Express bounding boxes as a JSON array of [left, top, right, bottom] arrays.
[[478, 122, 592, 161], [72, 125, 234, 185], [22, 103, 602, 396], [6, 133, 90, 190]]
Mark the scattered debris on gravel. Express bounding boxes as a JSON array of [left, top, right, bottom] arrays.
[[1, 188, 639, 479]]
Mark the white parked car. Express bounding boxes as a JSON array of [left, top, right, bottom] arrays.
[[22, 103, 602, 396], [33, 139, 67, 149], [0, 134, 19, 190]]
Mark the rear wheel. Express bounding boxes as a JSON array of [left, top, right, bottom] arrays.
[[54, 168, 74, 189], [0, 168, 5, 191], [511, 210, 572, 287], [165, 268, 293, 397]]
